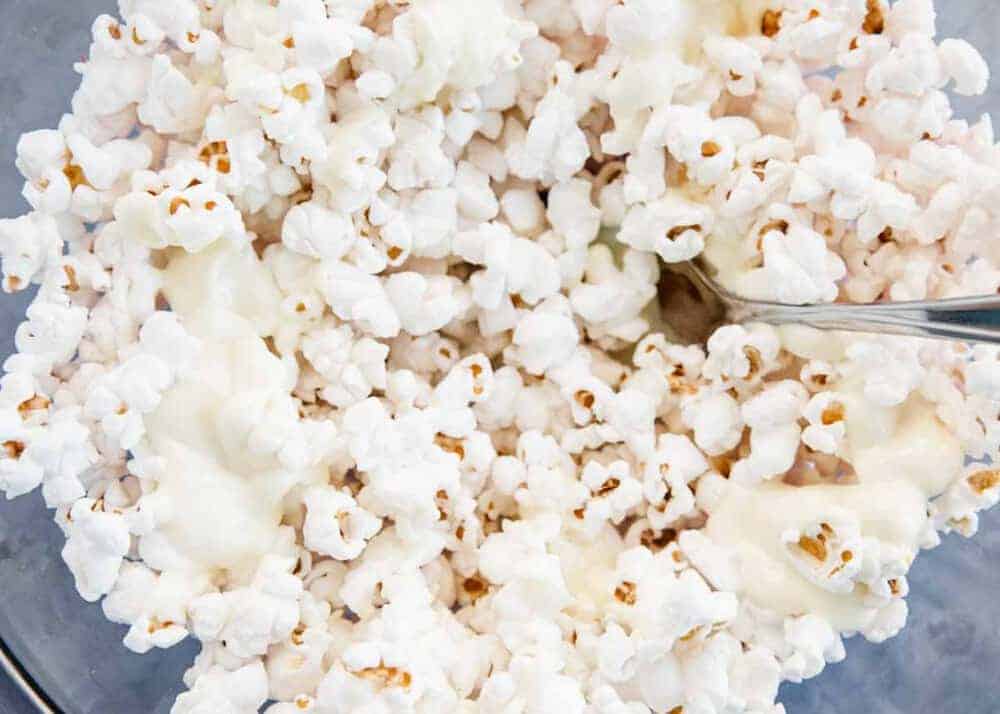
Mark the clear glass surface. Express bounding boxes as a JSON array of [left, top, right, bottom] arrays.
[[0, 2, 999, 712]]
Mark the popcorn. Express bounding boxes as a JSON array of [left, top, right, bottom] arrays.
[[302, 486, 382, 560], [60, 498, 131, 602], [3, 1, 1000, 712]]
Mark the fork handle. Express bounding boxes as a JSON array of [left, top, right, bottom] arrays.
[[740, 295, 1000, 345]]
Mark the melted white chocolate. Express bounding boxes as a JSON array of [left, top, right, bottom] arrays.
[[705, 384, 962, 629], [145, 243, 324, 574]]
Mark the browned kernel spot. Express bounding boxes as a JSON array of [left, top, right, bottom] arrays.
[[729, 70, 744, 81], [511, 294, 528, 309], [888, 578, 901, 595], [849, 37, 859, 51], [386, 246, 403, 260], [761, 9, 782, 37], [969, 469, 1000, 494], [857, 95, 868, 108], [205, 201, 218, 211], [289, 83, 312, 102], [283, 36, 296, 49], [573, 507, 585, 519], [216, 157, 231, 174], [841, 550, 854, 562], [807, 8, 820, 19], [820, 402, 845, 425], [108, 23, 122, 40], [169, 197, 190, 215], [358, 664, 412, 689], [455, 525, 465, 540], [62, 265, 79, 292], [669, 708, 684, 714], [463, 576, 488, 601], [63, 164, 89, 190], [667, 224, 701, 240], [614, 581, 637, 605], [759, 219, 789, 237], [116, 404, 128, 416], [597, 477, 621, 496], [574, 390, 595, 409], [640, 528, 677, 551], [146, 618, 175, 634], [132, 27, 145, 45], [3, 440, 25, 459], [863, 0, 885, 34], [877, 227, 893, 243], [18, 395, 51, 418], [743, 345, 763, 377], [798, 535, 828, 561], [295, 302, 307, 313], [831, 89, 843, 102], [680, 626, 702, 642], [291, 625, 305, 645], [295, 697, 310, 710], [187, 31, 199, 43], [434, 434, 465, 460], [701, 141, 722, 158]]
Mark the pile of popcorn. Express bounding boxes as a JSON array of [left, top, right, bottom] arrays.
[[4, 0, 1000, 711]]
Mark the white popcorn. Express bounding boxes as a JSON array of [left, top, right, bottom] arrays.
[[683, 390, 743, 457], [61, 498, 131, 602], [282, 201, 354, 260], [189, 556, 303, 659], [617, 195, 713, 264], [507, 297, 580, 376], [172, 661, 270, 714], [801, 392, 848, 455], [302, 486, 382, 560], [454, 222, 561, 310], [2, 2, 999, 712]]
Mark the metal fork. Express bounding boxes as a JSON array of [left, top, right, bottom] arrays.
[[657, 261, 1000, 346]]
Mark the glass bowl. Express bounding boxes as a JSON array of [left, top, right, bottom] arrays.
[[1, 1, 1000, 712]]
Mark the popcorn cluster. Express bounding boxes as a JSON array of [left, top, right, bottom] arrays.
[[2, 0, 1000, 712]]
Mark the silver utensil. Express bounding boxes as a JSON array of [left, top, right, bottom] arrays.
[[657, 261, 1000, 346]]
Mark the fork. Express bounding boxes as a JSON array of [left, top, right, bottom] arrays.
[[657, 261, 1000, 346]]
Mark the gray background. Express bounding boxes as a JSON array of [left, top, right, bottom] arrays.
[[0, 1, 999, 712]]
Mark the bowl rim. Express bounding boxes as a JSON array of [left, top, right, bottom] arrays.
[[1, 637, 57, 714]]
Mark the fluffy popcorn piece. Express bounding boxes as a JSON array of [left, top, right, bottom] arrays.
[[682, 390, 743, 457], [938, 39, 990, 96], [189, 556, 303, 658], [282, 201, 354, 261], [579, 459, 643, 530], [102, 562, 203, 654], [802, 392, 848, 455], [172, 661, 269, 714], [316, 261, 401, 338], [301, 322, 388, 408], [384, 272, 465, 336], [61, 498, 131, 602], [782, 615, 846, 683], [0, 213, 64, 292], [302, 486, 382, 560], [617, 195, 713, 264], [780, 513, 865, 595], [506, 61, 590, 182], [702, 324, 780, 386], [454, 222, 561, 310], [506, 296, 580, 376]]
